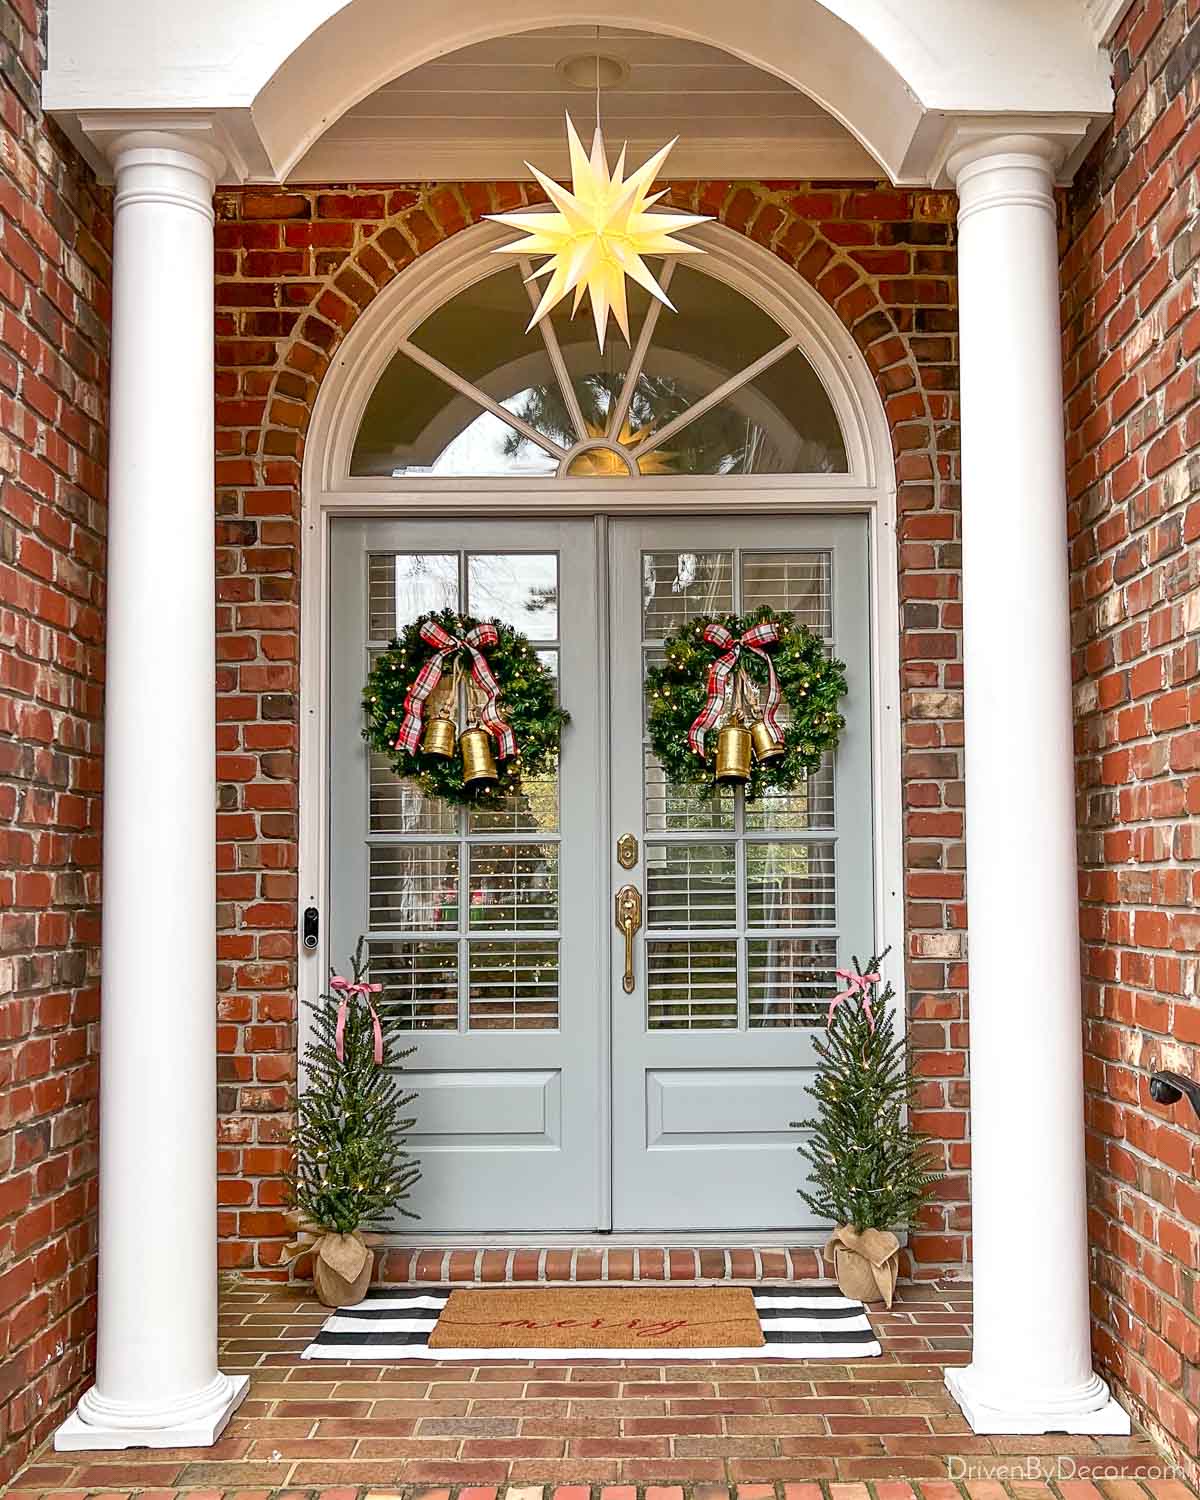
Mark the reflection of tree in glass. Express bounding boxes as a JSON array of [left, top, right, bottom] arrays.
[[382, 939, 457, 1032], [506, 367, 843, 476], [505, 372, 783, 475], [468, 555, 558, 631], [469, 766, 558, 837], [503, 373, 619, 454], [524, 585, 557, 615], [468, 939, 559, 1031], [467, 842, 557, 930]]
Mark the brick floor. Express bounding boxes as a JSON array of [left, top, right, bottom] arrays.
[[8, 1281, 1191, 1498]]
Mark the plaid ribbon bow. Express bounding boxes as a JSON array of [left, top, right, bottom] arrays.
[[394, 619, 516, 760], [687, 620, 783, 757], [329, 976, 384, 1065], [827, 966, 882, 1032]]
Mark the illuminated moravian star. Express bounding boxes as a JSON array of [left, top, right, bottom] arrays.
[[486, 114, 711, 350]]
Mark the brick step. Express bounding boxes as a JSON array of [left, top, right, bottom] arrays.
[[377, 1246, 825, 1283]]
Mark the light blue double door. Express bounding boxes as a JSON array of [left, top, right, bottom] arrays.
[[329, 513, 872, 1232]]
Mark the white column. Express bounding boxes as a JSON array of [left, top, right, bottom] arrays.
[[943, 135, 1128, 1436], [56, 131, 248, 1451]]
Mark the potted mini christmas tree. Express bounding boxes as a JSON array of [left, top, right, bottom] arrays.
[[286, 939, 421, 1306], [792, 950, 938, 1306]]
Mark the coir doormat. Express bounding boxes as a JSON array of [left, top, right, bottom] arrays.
[[303, 1283, 881, 1360], [431, 1285, 762, 1350]]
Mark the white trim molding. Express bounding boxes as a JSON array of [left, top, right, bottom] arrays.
[[288, 136, 883, 186]]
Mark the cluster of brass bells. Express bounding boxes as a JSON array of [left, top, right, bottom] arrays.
[[421, 704, 498, 788], [714, 715, 785, 784], [713, 668, 785, 784], [420, 668, 499, 788]]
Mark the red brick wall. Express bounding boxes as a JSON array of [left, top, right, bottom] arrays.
[[212, 179, 969, 1279], [0, 0, 111, 1484], [1062, 0, 1200, 1478]]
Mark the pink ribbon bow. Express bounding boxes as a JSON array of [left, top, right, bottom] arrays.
[[330, 976, 384, 1064], [688, 621, 783, 758], [827, 966, 882, 1032], [394, 619, 516, 760]]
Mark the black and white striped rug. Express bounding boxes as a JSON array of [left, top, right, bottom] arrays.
[[302, 1284, 881, 1360]]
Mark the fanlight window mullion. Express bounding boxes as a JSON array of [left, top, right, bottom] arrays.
[[607, 257, 676, 445], [519, 257, 589, 446], [346, 251, 852, 479], [630, 335, 798, 462], [397, 336, 568, 461]]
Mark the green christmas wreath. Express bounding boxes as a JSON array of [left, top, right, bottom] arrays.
[[363, 607, 568, 809], [645, 605, 848, 800]]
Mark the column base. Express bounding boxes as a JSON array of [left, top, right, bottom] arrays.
[[946, 1365, 1131, 1435], [55, 1372, 249, 1451]]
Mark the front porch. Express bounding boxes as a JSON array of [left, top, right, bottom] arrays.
[[7, 0, 1192, 1482], [10, 1280, 1173, 1494]]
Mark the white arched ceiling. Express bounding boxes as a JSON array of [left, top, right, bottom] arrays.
[[289, 28, 884, 184], [45, 0, 1116, 186]]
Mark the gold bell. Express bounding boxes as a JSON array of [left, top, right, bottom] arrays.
[[750, 717, 785, 763], [459, 725, 498, 787], [422, 710, 457, 759], [714, 722, 752, 784]]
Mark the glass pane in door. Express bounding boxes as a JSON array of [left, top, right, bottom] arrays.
[[364, 549, 562, 1033], [637, 547, 842, 1034], [646, 940, 739, 1030], [747, 935, 839, 1028]]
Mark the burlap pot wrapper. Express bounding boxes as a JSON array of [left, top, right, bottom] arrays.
[[824, 1225, 901, 1307], [283, 1220, 379, 1307]]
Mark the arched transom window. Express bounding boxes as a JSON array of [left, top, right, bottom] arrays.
[[350, 254, 850, 480]]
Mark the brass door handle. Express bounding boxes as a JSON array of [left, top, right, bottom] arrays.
[[615, 883, 642, 993]]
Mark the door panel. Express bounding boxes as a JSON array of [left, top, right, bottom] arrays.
[[329, 518, 604, 1231], [608, 517, 873, 1231]]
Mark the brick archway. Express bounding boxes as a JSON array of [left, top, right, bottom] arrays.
[[212, 179, 966, 1279], [223, 181, 954, 482]]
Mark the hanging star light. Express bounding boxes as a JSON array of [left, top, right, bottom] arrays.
[[487, 114, 711, 350]]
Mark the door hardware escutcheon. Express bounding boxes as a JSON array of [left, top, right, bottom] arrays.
[[616, 832, 638, 869], [615, 883, 642, 994]]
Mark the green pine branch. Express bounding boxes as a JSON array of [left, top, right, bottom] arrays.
[[288, 937, 422, 1235], [791, 949, 939, 1231]]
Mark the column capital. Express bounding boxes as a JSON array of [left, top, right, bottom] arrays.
[[76, 111, 246, 190], [84, 119, 229, 224], [941, 130, 1068, 228], [946, 131, 1063, 180], [930, 114, 1092, 194]]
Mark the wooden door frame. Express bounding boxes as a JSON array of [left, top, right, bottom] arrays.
[[297, 227, 904, 1245]]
